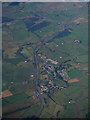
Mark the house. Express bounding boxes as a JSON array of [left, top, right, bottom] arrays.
[[47, 59, 58, 65], [69, 99, 76, 104], [30, 75, 34, 78], [40, 86, 48, 92], [74, 40, 80, 43], [60, 56, 62, 59], [25, 61, 27, 63], [59, 69, 70, 81]]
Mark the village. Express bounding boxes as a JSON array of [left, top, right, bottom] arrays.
[[2, 38, 82, 99], [38, 53, 71, 95]]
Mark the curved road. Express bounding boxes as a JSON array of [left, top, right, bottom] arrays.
[[33, 12, 86, 116], [32, 15, 82, 116]]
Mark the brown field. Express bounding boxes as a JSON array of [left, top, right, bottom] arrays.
[[74, 17, 88, 23], [74, 3, 84, 8], [81, 68, 88, 70], [31, 19, 46, 28], [2, 90, 13, 98], [68, 78, 79, 83], [75, 65, 79, 68]]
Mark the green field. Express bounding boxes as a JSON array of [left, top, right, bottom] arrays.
[[2, 2, 88, 119]]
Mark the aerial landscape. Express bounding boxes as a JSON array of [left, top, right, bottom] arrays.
[[2, 2, 88, 118]]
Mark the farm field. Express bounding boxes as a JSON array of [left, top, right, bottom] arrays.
[[2, 2, 88, 119]]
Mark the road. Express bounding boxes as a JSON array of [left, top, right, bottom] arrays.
[[32, 13, 85, 117], [3, 13, 85, 118], [33, 48, 45, 117]]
